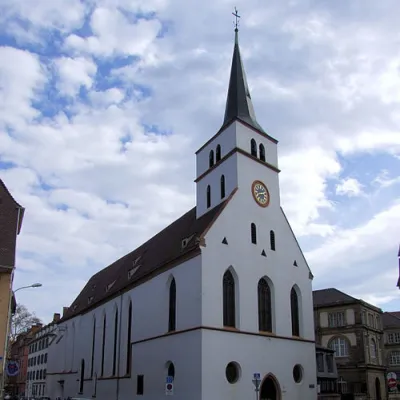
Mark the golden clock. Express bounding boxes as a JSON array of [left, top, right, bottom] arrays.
[[251, 180, 270, 207]]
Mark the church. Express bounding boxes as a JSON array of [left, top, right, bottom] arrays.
[[46, 21, 318, 400]]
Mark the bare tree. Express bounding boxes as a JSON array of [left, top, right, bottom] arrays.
[[10, 304, 42, 341]]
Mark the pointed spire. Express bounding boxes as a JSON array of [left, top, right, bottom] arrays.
[[221, 10, 265, 133]]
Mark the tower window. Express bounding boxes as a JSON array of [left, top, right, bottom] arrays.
[[223, 270, 236, 328], [291, 287, 300, 336], [258, 278, 272, 332], [168, 278, 176, 332], [216, 144, 221, 162], [251, 139, 257, 157], [209, 150, 214, 168], [220, 175, 226, 199], [259, 144, 266, 162], [270, 230, 276, 251], [251, 223, 257, 244], [207, 185, 211, 208]]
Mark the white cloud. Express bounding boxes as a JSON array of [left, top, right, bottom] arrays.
[[373, 169, 400, 189], [336, 177, 364, 197]]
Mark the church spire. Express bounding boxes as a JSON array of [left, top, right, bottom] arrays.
[[221, 9, 265, 133]]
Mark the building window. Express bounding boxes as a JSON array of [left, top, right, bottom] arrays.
[[223, 270, 236, 328], [101, 315, 106, 376], [259, 144, 266, 161], [328, 312, 345, 327], [168, 278, 176, 332], [209, 150, 214, 168], [329, 337, 349, 357], [370, 338, 377, 359], [90, 318, 96, 377], [316, 353, 324, 372], [251, 223, 257, 244], [112, 310, 118, 376], [375, 316, 380, 329], [167, 362, 175, 379], [258, 278, 272, 332], [44, 353, 47, 363], [206, 185, 211, 208], [368, 313, 374, 327], [388, 332, 400, 344], [79, 359, 85, 393], [390, 351, 400, 365], [137, 375, 144, 395], [220, 175, 226, 199], [225, 362, 240, 384], [270, 230, 276, 251], [126, 301, 132, 375], [216, 144, 221, 162], [293, 364, 303, 383], [326, 354, 334, 372], [43, 369, 46, 379], [250, 139, 257, 157], [290, 287, 300, 336]]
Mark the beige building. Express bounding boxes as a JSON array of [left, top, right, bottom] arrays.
[[313, 288, 386, 400], [0, 179, 25, 397]]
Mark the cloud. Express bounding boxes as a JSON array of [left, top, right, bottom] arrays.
[[336, 177, 364, 197]]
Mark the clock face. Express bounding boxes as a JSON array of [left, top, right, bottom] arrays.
[[251, 180, 270, 207]]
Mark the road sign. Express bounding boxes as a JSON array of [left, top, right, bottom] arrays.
[[165, 376, 174, 395], [252, 372, 261, 392], [388, 378, 397, 388], [253, 373, 261, 380]]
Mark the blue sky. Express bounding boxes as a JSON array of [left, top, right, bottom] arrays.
[[1, 0, 399, 323]]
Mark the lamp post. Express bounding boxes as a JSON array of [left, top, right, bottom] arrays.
[[1, 283, 42, 399]]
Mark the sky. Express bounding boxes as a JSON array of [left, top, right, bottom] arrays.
[[0, 0, 399, 324]]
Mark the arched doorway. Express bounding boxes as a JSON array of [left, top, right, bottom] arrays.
[[375, 377, 381, 400], [260, 375, 280, 400]]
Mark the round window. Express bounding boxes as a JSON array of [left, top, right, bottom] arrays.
[[225, 362, 241, 384], [293, 364, 303, 383]]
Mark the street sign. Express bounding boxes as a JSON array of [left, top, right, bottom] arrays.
[[252, 372, 261, 392], [388, 378, 397, 388], [253, 373, 261, 380], [165, 376, 174, 395]]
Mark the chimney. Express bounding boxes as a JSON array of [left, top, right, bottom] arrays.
[[62, 307, 69, 317], [53, 313, 61, 323]]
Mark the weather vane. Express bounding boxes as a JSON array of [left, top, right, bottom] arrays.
[[232, 7, 240, 31]]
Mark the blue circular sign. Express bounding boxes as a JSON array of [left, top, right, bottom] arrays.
[[6, 360, 20, 377]]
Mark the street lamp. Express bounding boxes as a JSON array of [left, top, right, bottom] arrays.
[[1, 283, 42, 399]]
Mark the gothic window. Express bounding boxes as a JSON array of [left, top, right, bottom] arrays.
[[90, 318, 96, 377], [167, 362, 175, 379], [223, 270, 236, 328], [112, 309, 118, 375], [126, 301, 132, 375], [209, 150, 214, 168], [251, 223, 257, 244], [207, 185, 211, 208], [290, 287, 300, 336], [168, 278, 176, 332], [270, 230, 276, 251], [329, 337, 349, 357], [259, 144, 266, 161], [220, 175, 226, 199], [79, 359, 85, 393], [216, 144, 221, 162], [251, 139, 257, 157], [101, 315, 106, 376], [258, 278, 272, 332]]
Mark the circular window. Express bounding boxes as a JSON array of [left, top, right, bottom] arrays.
[[293, 364, 303, 383], [225, 362, 241, 384]]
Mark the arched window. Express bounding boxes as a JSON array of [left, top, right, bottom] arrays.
[[101, 315, 106, 376], [126, 301, 132, 375], [258, 278, 272, 332], [79, 359, 85, 393], [290, 287, 300, 336], [209, 150, 214, 168], [207, 185, 211, 208], [220, 175, 226, 199], [370, 338, 377, 359], [259, 144, 266, 162], [270, 230, 276, 251], [223, 270, 236, 328], [329, 337, 349, 357], [167, 362, 175, 380], [168, 278, 176, 332], [216, 144, 221, 162], [112, 309, 118, 376], [251, 139, 257, 157], [90, 318, 96, 377], [251, 223, 257, 244]]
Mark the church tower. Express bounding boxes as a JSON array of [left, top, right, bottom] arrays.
[[196, 26, 281, 219]]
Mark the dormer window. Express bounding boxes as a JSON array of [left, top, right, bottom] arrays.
[[216, 145, 221, 162], [106, 280, 116, 292], [209, 150, 214, 168]]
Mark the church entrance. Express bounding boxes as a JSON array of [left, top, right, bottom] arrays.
[[260, 375, 280, 400]]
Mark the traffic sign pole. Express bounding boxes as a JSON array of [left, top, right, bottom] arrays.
[[252, 373, 261, 400]]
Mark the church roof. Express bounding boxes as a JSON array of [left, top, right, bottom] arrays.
[[62, 199, 231, 322], [221, 29, 265, 134]]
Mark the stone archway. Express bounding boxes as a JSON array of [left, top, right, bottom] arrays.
[[260, 374, 280, 400], [375, 377, 381, 400]]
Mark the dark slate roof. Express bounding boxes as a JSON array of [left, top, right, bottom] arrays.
[[0, 178, 25, 234], [221, 30, 265, 134], [62, 199, 231, 321], [313, 288, 358, 308], [383, 312, 400, 328]]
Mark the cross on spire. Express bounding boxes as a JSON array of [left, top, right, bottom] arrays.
[[232, 7, 240, 31]]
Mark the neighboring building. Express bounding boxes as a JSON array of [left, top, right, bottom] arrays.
[[46, 24, 318, 400], [313, 288, 386, 400], [0, 179, 25, 397], [316, 345, 340, 400], [383, 311, 400, 399], [26, 314, 60, 398]]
